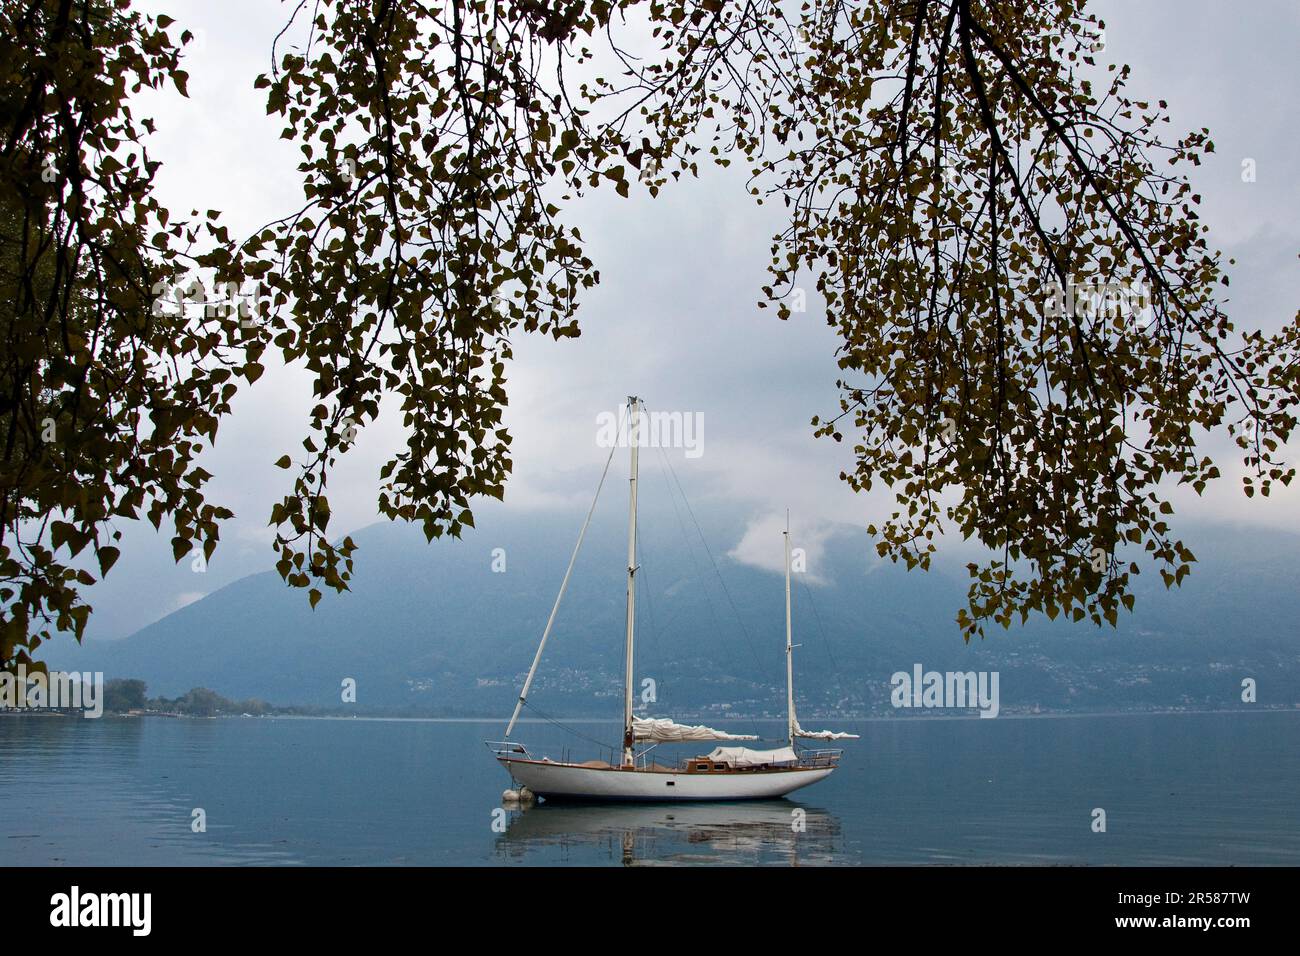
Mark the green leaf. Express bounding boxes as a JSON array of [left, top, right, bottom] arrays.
[[97, 547, 121, 576]]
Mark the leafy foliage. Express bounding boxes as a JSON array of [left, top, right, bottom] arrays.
[[241, 0, 632, 594], [594, 0, 1299, 635], [0, 1, 246, 671], [754, 1, 1298, 635], [3, 0, 1297, 668]]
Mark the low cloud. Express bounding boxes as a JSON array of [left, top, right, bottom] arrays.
[[172, 592, 207, 611], [728, 513, 838, 585]]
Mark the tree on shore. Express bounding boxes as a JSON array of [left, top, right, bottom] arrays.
[[103, 677, 148, 713]]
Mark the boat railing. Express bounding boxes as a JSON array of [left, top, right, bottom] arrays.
[[796, 749, 843, 768], [485, 740, 534, 760]]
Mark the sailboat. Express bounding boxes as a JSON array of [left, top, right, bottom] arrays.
[[487, 396, 857, 802]]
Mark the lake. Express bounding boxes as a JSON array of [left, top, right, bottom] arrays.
[[2, 711, 1296, 866]]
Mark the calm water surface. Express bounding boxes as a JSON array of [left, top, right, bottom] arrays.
[[2, 712, 1296, 865]]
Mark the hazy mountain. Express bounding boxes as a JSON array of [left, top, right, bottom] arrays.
[[42, 500, 1300, 718]]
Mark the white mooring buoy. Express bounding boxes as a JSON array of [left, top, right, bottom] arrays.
[[502, 786, 536, 806]]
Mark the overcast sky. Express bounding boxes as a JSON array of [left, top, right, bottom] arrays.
[[77, 0, 1300, 641]]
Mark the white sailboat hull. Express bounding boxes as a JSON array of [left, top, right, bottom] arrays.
[[500, 758, 835, 802]]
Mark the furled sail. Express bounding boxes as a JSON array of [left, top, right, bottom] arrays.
[[707, 746, 797, 767], [632, 717, 758, 743], [793, 719, 859, 741]]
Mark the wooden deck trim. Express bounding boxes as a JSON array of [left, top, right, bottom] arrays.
[[496, 756, 825, 775]]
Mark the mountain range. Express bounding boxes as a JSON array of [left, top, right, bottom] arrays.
[[42, 499, 1300, 719]]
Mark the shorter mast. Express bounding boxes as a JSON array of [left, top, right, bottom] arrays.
[[784, 514, 860, 743]]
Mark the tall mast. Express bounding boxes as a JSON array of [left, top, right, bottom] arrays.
[[785, 511, 795, 749], [621, 396, 641, 767]]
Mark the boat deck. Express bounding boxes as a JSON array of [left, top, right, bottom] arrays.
[[487, 741, 843, 774]]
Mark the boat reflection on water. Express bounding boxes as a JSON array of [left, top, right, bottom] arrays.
[[494, 799, 843, 866]]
